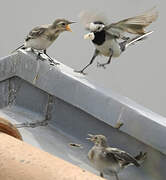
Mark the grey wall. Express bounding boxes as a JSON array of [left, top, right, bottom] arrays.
[[0, 0, 165, 116]]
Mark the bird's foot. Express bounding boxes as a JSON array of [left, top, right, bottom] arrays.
[[74, 70, 87, 75], [97, 62, 107, 69], [36, 53, 45, 61], [48, 58, 60, 66], [21, 47, 26, 50], [114, 122, 124, 130]]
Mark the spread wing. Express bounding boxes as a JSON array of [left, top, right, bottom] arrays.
[[104, 7, 158, 36], [104, 147, 140, 167], [25, 25, 49, 41]]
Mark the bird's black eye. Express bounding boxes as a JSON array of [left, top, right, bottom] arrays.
[[61, 22, 66, 26], [94, 137, 97, 140]]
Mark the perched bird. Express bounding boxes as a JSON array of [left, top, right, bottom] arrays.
[[12, 19, 75, 64], [76, 7, 158, 74], [87, 134, 147, 180]]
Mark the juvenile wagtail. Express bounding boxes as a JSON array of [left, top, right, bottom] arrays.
[[12, 19, 75, 64], [76, 7, 158, 74], [87, 134, 147, 180]]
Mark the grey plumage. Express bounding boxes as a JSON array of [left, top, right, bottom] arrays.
[[87, 134, 147, 180], [104, 7, 158, 36], [76, 7, 158, 74], [12, 19, 74, 64]]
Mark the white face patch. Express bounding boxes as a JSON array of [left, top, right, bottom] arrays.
[[89, 22, 98, 31], [89, 22, 105, 32], [84, 32, 95, 40]]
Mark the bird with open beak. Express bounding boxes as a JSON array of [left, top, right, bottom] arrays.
[[87, 134, 147, 180], [75, 7, 158, 74], [12, 19, 75, 64]]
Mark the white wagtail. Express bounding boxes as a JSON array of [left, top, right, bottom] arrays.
[[87, 134, 147, 180], [76, 7, 158, 74], [12, 19, 75, 64]]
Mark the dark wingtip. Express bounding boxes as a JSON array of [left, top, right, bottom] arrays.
[[135, 160, 141, 167]]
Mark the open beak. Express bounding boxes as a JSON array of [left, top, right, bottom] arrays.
[[86, 134, 94, 141], [66, 24, 72, 32]]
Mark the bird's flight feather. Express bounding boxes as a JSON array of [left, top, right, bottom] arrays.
[[104, 147, 140, 167], [25, 25, 50, 41], [104, 7, 158, 35], [80, 7, 158, 36]]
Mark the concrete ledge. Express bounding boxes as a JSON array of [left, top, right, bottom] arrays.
[[0, 50, 166, 156]]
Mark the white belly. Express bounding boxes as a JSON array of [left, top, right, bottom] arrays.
[[90, 156, 121, 175], [95, 39, 121, 57], [24, 37, 53, 50]]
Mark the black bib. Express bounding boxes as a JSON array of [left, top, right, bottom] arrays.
[[92, 30, 106, 46]]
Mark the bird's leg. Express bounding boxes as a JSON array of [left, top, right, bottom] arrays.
[[114, 172, 119, 180], [74, 50, 99, 75], [100, 172, 104, 178], [43, 49, 60, 65], [21, 46, 26, 50], [36, 51, 43, 60], [30, 48, 35, 53], [97, 49, 113, 69], [34, 49, 46, 61]]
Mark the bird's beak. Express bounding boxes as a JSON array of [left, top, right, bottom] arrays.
[[66, 24, 72, 32], [86, 137, 91, 141], [86, 134, 94, 141], [65, 22, 75, 32], [69, 21, 76, 24]]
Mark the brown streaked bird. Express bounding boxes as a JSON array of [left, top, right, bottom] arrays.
[[12, 19, 75, 64], [87, 134, 147, 180], [75, 7, 158, 74]]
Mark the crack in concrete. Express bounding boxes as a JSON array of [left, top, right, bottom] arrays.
[[15, 94, 54, 129]]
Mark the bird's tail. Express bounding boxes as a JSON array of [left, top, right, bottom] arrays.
[[120, 31, 153, 52], [126, 31, 153, 48], [122, 152, 147, 168], [135, 152, 147, 165], [11, 44, 24, 54]]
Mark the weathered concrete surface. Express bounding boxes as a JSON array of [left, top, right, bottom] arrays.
[[0, 50, 165, 180]]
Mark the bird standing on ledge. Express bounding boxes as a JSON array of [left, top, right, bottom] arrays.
[[76, 7, 158, 74], [12, 19, 75, 65], [87, 134, 147, 180]]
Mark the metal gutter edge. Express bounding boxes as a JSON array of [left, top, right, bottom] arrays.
[[0, 50, 165, 155]]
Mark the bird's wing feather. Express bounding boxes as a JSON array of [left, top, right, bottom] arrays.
[[104, 7, 158, 35], [104, 148, 140, 167], [25, 25, 49, 41]]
